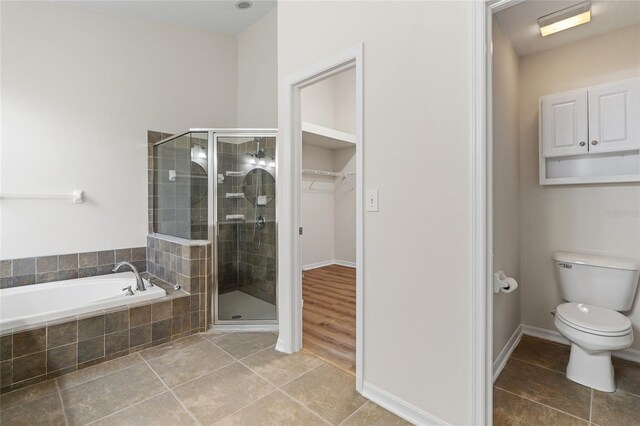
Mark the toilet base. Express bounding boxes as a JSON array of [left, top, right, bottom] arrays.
[[566, 344, 615, 392]]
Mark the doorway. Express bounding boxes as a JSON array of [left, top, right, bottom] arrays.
[[277, 44, 364, 391], [299, 67, 357, 374]]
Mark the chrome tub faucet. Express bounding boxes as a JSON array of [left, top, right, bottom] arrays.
[[113, 261, 146, 292]]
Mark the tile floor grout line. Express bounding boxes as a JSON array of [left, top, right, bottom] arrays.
[[494, 386, 590, 423], [213, 341, 353, 425], [140, 357, 202, 426], [56, 352, 145, 392], [164, 359, 238, 391], [83, 389, 170, 426], [236, 350, 326, 390], [277, 384, 338, 425], [55, 380, 70, 426], [210, 388, 281, 425], [0, 384, 60, 411], [237, 343, 277, 361], [338, 400, 370, 425], [508, 355, 568, 375], [228, 349, 334, 425], [139, 336, 208, 362], [589, 388, 593, 422]]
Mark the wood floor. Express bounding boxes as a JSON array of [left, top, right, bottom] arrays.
[[302, 264, 356, 375]]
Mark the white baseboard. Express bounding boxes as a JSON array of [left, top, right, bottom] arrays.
[[333, 259, 356, 268], [302, 259, 356, 270], [361, 382, 448, 426], [492, 325, 522, 383], [302, 260, 335, 271], [521, 324, 640, 364], [520, 324, 569, 345]]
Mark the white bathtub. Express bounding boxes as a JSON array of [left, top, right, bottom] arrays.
[[0, 272, 166, 333]]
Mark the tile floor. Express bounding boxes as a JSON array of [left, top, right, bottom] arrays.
[[0, 332, 409, 426], [494, 335, 640, 426]]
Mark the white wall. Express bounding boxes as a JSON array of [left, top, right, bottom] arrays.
[[0, 1, 237, 259], [301, 78, 336, 129], [519, 25, 640, 350], [237, 8, 278, 128], [333, 146, 356, 264], [279, 2, 473, 423], [492, 18, 521, 361], [301, 144, 335, 267]]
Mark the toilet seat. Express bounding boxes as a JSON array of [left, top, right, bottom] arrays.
[[556, 302, 632, 336]]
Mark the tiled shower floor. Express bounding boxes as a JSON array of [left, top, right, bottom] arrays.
[[218, 291, 276, 321], [0, 332, 408, 426], [494, 335, 640, 425]]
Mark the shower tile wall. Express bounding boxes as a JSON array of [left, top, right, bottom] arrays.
[[217, 139, 276, 305], [150, 131, 208, 241], [153, 135, 192, 239]]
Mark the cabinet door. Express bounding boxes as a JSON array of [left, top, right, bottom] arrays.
[[541, 91, 588, 158], [588, 79, 640, 154]]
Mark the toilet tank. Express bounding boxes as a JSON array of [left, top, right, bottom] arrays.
[[553, 252, 640, 311]]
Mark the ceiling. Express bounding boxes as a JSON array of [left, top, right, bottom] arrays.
[[495, 0, 640, 56], [60, 0, 276, 35]]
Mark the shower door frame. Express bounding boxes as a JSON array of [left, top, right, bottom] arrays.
[[202, 128, 280, 328]]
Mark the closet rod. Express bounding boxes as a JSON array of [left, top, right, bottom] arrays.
[[301, 169, 356, 178]]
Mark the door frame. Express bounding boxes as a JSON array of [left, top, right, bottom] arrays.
[[277, 44, 364, 392], [471, 1, 524, 424], [209, 130, 280, 329]]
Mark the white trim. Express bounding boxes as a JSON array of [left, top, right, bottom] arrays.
[[521, 324, 570, 345], [362, 382, 449, 426], [333, 259, 356, 268], [278, 44, 365, 393], [492, 325, 522, 382], [521, 324, 640, 365], [473, 1, 529, 423], [302, 260, 335, 271], [470, 2, 490, 424], [302, 259, 356, 271]]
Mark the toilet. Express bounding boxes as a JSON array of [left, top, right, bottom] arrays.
[[553, 252, 640, 392]]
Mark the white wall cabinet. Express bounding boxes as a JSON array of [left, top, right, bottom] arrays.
[[539, 77, 640, 185], [588, 80, 640, 154], [541, 91, 588, 157]]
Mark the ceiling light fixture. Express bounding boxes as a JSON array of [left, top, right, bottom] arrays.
[[235, 1, 253, 10], [538, 1, 591, 37]]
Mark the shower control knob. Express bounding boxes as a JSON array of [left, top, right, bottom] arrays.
[[579, 141, 586, 147], [591, 140, 598, 145]]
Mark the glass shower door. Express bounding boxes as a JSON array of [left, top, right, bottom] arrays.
[[213, 133, 277, 323]]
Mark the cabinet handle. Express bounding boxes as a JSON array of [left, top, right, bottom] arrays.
[[591, 140, 598, 145], [579, 141, 586, 147]]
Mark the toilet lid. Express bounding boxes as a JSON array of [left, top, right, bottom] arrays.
[[556, 303, 632, 335]]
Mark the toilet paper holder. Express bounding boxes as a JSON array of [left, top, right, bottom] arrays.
[[494, 270, 518, 294]]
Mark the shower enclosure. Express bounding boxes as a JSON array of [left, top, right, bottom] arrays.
[[153, 129, 277, 327]]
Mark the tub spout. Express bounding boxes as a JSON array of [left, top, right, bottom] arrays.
[[113, 261, 145, 291]]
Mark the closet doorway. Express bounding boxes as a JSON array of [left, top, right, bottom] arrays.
[[300, 67, 357, 374]]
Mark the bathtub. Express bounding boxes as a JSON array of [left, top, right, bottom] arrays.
[[0, 272, 166, 333]]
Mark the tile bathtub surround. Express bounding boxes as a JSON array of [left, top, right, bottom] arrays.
[[493, 335, 640, 425], [0, 286, 199, 394], [0, 247, 146, 289], [145, 234, 209, 296], [1, 332, 408, 426]]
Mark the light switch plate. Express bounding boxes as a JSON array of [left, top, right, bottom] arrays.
[[366, 190, 379, 212]]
